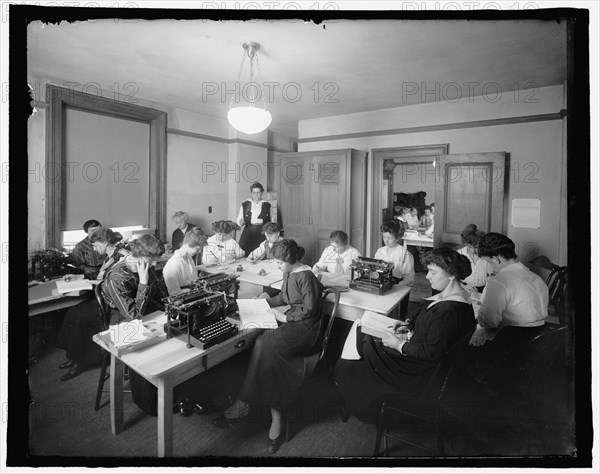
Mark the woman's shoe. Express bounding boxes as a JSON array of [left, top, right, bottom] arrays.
[[267, 433, 285, 454], [60, 362, 86, 381], [58, 359, 75, 370], [337, 403, 351, 423], [212, 399, 249, 428]]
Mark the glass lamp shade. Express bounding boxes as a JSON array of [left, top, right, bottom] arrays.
[[227, 106, 272, 135]]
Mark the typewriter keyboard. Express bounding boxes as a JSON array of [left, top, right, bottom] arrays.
[[193, 317, 239, 349]]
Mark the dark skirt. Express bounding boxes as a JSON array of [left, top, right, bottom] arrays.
[[239, 224, 265, 256], [55, 299, 103, 367], [334, 331, 431, 423], [238, 317, 321, 407]]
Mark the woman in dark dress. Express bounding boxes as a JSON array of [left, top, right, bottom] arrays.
[[56, 227, 129, 381], [214, 239, 324, 453], [236, 181, 271, 256], [334, 247, 476, 423]]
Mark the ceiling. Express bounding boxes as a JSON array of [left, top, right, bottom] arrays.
[[27, 17, 567, 138]]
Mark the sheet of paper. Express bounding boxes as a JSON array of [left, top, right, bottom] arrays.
[[108, 319, 161, 348], [237, 298, 278, 330], [55, 279, 93, 294], [511, 198, 541, 228]]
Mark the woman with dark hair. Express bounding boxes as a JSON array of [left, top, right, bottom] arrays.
[[162, 227, 206, 295], [202, 220, 244, 265], [100, 234, 168, 324], [56, 227, 129, 380], [312, 230, 361, 274], [457, 224, 493, 294], [334, 247, 476, 423], [468, 233, 548, 378], [236, 181, 272, 256], [246, 222, 283, 262], [214, 238, 324, 454], [71, 218, 103, 279], [374, 220, 415, 285]]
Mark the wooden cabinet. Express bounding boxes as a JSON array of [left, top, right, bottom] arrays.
[[275, 149, 368, 266]]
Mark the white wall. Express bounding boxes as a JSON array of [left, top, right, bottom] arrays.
[[297, 85, 567, 266]]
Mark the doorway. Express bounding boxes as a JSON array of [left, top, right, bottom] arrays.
[[371, 144, 449, 254]]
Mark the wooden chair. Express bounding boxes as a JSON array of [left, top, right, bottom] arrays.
[[529, 255, 568, 326], [93, 281, 130, 410], [284, 286, 341, 441], [373, 330, 474, 457]]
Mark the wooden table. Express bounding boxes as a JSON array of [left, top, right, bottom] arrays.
[[270, 273, 411, 322], [93, 310, 261, 457], [402, 231, 434, 248], [201, 258, 284, 296], [28, 279, 89, 316]]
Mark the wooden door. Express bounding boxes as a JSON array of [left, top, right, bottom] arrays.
[[308, 154, 349, 266], [434, 152, 508, 248], [278, 158, 313, 262]]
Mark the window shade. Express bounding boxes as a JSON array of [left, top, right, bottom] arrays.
[[62, 108, 150, 230]]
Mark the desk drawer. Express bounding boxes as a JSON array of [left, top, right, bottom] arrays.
[[202, 328, 262, 371]]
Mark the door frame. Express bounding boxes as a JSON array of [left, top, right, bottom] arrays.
[[370, 144, 449, 254]]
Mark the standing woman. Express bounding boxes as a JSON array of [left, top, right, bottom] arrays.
[[334, 247, 475, 423], [236, 182, 271, 256], [56, 227, 130, 381], [214, 239, 324, 454]]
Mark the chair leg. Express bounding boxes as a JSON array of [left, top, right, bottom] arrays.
[[373, 402, 388, 456], [94, 351, 109, 411]]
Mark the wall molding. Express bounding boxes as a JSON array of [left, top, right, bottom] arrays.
[[297, 111, 566, 144], [166, 127, 291, 153]]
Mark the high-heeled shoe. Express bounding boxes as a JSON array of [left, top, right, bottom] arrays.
[[58, 359, 75, 370], [267, 433, 285, 454]]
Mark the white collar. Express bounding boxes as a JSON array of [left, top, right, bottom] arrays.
[[425, 289, 471, 309], [290, 264, 312, 274]]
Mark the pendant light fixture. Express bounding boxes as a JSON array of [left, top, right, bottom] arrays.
[[227, 41, 272, 135]]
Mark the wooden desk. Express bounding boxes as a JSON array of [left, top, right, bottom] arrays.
[[93, 311, 261, 457], [202, 259, 284, 295], [28, 280, 89, 316], [271, 273, 411, 322]]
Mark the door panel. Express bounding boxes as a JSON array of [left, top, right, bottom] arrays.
[[434, 153, 508, 248], [309, 155, 348, 266], [279, 161, 313, 262]]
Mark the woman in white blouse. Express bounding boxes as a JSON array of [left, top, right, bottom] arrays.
[[374, 220, 415, 286], [456, 224, 493, 294], [162, 227, 206, 295], [202, 220, 244, 265], [312, 230, 361, 274]]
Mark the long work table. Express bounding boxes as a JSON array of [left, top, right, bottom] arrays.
[[28, 279, 90, 316]]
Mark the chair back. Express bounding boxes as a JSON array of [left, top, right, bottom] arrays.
[[317, 287, 341, 363], [421, 330, 474, 404], [94, 280, 111, 331]]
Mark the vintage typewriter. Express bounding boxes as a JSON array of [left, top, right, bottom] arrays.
[[163, 272, 240, 349], [349, 257, 395, 295]]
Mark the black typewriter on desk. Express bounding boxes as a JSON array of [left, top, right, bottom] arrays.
[[349, 257, 395, 295], [163, 273, 240, 349]]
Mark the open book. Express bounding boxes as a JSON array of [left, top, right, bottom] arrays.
[[360, 310, 407, 340]]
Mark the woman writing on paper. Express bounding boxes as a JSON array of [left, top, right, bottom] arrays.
[[202, 220, 244, 265], [312, 230, 361, 275], [246, 222, 283, 262], [56, 227, 130, 381], [214, 239, 324, 453], [333, 247, 475, 423], [162, 227, 206, 296]]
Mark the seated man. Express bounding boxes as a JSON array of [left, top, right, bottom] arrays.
[[71, 219, 103, 279]]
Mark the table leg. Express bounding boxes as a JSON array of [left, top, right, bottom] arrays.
[[110, 355, 124, 435], [157, 375, 174, 457]]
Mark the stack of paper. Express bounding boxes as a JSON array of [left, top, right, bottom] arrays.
[[237, 299, 278, 329], [108, 319, 161, 349], [55, 279, 93, 294], [360, 311, 403, 340]]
